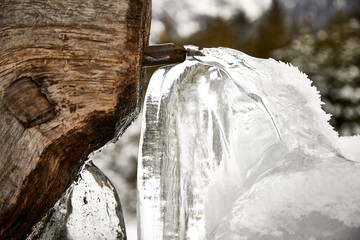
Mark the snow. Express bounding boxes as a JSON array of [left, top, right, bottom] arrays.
[[337, 135, 360, 162], [137, 46, 360, 240]]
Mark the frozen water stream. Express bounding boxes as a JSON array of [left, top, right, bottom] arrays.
[[138, 46, 360, 240]]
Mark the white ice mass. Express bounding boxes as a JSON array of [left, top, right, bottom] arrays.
[[27, 162, 126, 240], [137, 46, 360, 240]]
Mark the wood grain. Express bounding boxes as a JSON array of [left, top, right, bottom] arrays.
[[0, 0, 151, 238]]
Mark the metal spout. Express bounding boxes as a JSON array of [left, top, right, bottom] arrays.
[[142, 43, 187, 67]]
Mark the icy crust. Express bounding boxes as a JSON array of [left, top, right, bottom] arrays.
[[196, 47, 339, 152], [27, 162, 126, 240], [137, 46, 360, 240], [196, 46, 360, 162], [212, 152, 360, 240]]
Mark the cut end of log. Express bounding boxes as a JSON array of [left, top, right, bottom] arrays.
[[0, 0, 151, 238]]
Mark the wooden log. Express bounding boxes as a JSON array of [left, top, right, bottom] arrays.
[[0, 0, 151, 238]]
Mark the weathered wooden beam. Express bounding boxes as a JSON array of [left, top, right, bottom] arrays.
[[0, 0, 151, 238]]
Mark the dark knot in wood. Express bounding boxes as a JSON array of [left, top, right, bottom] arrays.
[[4, 77, 55, 128]]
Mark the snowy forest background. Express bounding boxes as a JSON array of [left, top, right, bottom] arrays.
[[92, 0, 360, 238]]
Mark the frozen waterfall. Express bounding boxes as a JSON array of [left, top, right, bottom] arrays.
[[137, 46, 360, 240]]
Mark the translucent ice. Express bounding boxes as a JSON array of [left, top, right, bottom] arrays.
[[28, 162, 126, 240], [137, 46, 360, 240]]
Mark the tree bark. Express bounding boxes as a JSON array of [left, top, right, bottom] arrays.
[[0, 0, 151, 239]]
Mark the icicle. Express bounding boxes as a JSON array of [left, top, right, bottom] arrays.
[[138, 46, 360, 240]]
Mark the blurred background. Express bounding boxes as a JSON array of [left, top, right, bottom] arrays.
[[92, 0, 360, 238]]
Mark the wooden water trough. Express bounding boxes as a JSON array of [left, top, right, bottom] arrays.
[[0, 0, 151, 238]]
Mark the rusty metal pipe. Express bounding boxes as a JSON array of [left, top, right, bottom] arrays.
[[142, 43, 187, 67]]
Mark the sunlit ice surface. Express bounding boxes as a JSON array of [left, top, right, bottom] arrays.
[[137, 46, 360, 240], [27, 162, 126, 240]]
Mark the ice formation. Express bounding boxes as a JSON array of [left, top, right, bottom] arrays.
[[27, 162, 126, 240], [137, 46, 360, 240]]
